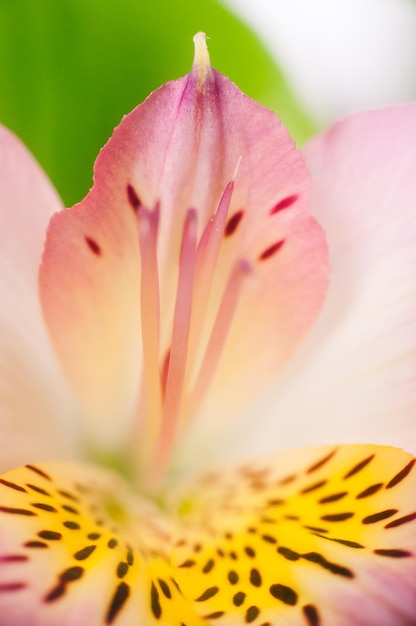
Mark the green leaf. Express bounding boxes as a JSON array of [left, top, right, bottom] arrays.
[[0, 0, 314, 205]]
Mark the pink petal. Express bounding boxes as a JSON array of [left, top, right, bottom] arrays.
[[39, 35, 328, 467], [220, 105, 416, 462], [0, 126, 81, 472]]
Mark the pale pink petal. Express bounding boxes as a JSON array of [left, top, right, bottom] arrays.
[[40, 36, 328, 468], [0, 126, 81, 473], [219, 105, 416, 464]]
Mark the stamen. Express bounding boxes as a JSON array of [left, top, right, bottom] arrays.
[[138, 204, 163, 451], [155, 209, 198, 472], [187, 259, 252, 420], [187, 181, 235, 377]]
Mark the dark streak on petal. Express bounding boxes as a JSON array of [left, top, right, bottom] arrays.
[[85, 236, 102, 256], [127, 183, 141, 211], [307, 449, 337, 474], [225, 210, 244, 237], [270, 194, 299, 214], [106, 582, 130, 624], [0, 479, 27, 493], [386, 459, 416, 489], [25, 465, 52, 481], [258, 240, 285, 261]]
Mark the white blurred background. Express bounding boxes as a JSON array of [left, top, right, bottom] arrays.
[[224, 0, 416, 124]]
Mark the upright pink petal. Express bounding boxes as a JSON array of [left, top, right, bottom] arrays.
[[40, 35, 328, 471], [0, 126, 81, 473], [221, 105, 416, 463]]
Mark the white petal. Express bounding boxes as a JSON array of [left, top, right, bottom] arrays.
[[0, 126, 82, 472]]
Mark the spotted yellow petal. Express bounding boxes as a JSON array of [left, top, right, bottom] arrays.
[[171, 444, 416, 625], [0, 446, 415, 625], [0, 462, 204, 625]]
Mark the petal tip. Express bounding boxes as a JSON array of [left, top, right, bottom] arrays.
[[192, 32, 212, 89]]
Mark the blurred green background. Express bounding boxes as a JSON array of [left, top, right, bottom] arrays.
[[0, 0, 313, 206]]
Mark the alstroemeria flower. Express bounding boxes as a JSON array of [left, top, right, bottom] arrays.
[[0, 33, 415, 626]]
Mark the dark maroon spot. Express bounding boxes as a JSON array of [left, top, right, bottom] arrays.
[[386, 459, 416, 488], [26, 484, 50, 496], [204, 611, 225, 620], [270, 194, 299, 215], [307, 449, 337, 473], [269, 584, 298, 605], [24, 541, 48, 548], [356, 483, 383, 499], [0, 555, 28, 562], [74, 545, 96, 560], [362, 509, 398, 525], [126, 547, 134, 566], [158, 579, 172, 599], [233, 591, 246, 606], [301, 480, 328, 494], [25, 465, 52, 481], [385, 512, 416, 528], [277, 546, 300, 562], [225, 210, 244, 237], [246, 606, 260, 622], [245, 546, 256, 558], [106, 582, 130, 624], [62, 505, 79, 515], [250, 568, 262, 587], [202, 559, 215, 573], [344, 455, 374, 479], [31, 503, 57, 513], [44, 584, 66, 602], [88, 532, 101, 540], [0, 583, 26, 592], [85, 236, 101, 256], [63, 521, 80, 530], [374, 548, 412, 558], [38, 530, 62, 541], [117, 562, 129, 579], [303, 525, 329, 533], [196, 586, 219, 601], [319, 492, 348, 504], [150, 581, 162, 618], [313, 535, 364, 549], [108, 538, 118, 549], [302, 552, 354, 578], [0, 506, 36, 516], [303, 604, 321, 626], [0, 479, 27, 492], [228, 570, 239, 584], [321, 512, 354, 522], [127, 183, 141, 211], [58, 490, 79, 502], [60, 566, 84, 583], [179, 559, 195, 568], [258, 240, 285, 261]]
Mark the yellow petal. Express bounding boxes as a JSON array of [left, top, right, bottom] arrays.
[[171, 444, 416, 625], [0, 462, 204, 625]]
